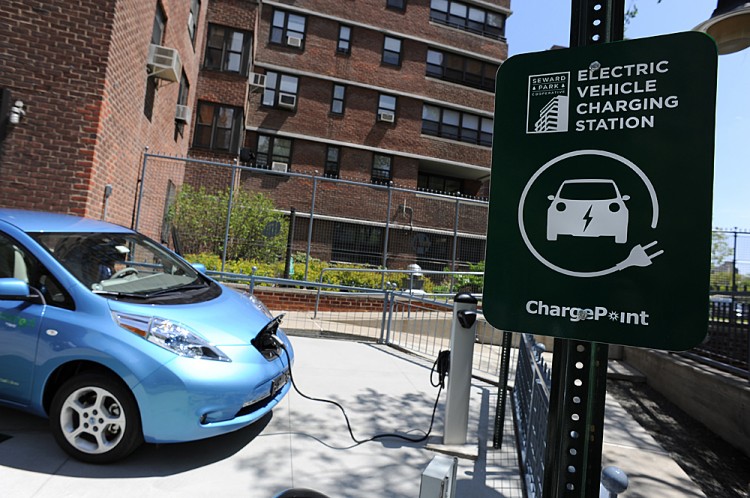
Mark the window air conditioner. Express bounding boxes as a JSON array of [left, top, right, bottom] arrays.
[[175, 104, 191, 123], [271, 161, 289, 173], [147, 44, 181, 82], [378, 110, 396, 123], [419, 455, 458, 498], [287, 35, 303, 47], [249, 72, 266, 88], [278, 93, 297, 109]]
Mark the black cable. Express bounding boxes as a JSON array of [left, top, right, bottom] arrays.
[[276, 342, 445, 446]]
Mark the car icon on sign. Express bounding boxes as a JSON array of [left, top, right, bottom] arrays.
[[546, 179, 630, 244]]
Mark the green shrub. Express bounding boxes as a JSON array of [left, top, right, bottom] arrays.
[[169, 185, 288, 263]]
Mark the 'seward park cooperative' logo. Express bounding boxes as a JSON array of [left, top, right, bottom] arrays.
[[527, 72, 570, 133]]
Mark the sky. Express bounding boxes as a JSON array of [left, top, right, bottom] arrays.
[[505, 0, 750, 230]]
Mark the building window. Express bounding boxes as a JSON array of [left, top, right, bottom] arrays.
[[256, 134, 293, 169], [418, 172, 463, 195], [188, 0, 200, 45], [372, 154, 392, 184], [175, 72, 189, 139], [331, 84, 346, 115], [337, 24, 352, 54], [151, 2, 166, 45], [377, 94, 397, 122], [387, 0, 406, 11], [426, 49, 497, 92], [262, 71, 299, 110], [204, 24, 252, 75], [429, 0, 506, 40], [325, 146, 341, 178], [422, 104, 493, 147], [270, 9, 307, 48], [193, 101, 244, 152], [332, 223, 383, 266], [382, 36, 402, 66]]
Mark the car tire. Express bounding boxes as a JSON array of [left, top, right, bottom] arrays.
[[49, 372, 143, 464]]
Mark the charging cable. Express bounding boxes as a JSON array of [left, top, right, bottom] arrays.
[[274, 339, 448, 446]]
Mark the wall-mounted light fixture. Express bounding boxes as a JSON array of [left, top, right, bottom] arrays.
[[9, 101, 25, 125]]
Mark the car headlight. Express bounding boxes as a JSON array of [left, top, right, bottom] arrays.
[[112, 312, 231, 362], [248, 294, 274, 318]]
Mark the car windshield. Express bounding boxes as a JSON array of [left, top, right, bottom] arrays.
[[558, 181, 618, 200], [31, 231, 204, 296]]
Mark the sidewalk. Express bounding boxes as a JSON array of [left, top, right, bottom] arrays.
[[0, 336, 705, 497]]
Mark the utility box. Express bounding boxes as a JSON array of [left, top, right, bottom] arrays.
[[419, 455, 458, 498]]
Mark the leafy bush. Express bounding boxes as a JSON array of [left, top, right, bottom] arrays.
[[169, 185, 288, 262]]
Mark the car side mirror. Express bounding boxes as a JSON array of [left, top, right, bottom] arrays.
[[622, 195, 630, 201], [0, 278, 35, 302], [547, 195, 555, 200], [191, 263, 207, 274]]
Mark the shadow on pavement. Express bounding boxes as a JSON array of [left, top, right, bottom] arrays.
[[0, 406, 272, 478]]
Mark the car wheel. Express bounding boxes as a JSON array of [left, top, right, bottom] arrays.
[[50, 373, 143, 463]]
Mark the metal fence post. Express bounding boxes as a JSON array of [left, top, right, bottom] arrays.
[[493, 331, 514, 448], [304, 174, 317, 282], [382, 182, 393, 289], [133, 147, 149, 232], [220, 160, 237, 272]]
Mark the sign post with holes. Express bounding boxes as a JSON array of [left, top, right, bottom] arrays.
[[483, 1, 718, 496]]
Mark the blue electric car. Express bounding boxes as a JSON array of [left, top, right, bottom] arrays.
[[0, 209, 293, 463]]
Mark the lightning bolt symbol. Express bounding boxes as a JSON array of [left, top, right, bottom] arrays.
[[583, 205, 594, 231]]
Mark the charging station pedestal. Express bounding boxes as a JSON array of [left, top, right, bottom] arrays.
[[444, 293, 478, 446]]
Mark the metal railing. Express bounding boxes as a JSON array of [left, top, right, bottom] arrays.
[[513, 334, 551, 498]]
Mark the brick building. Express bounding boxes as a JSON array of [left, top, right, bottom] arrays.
[[0, 0, 510, 269], [0, 0, 205, 228]]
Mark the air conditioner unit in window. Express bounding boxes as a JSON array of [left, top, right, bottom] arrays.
[[378, 110, 396, 123], [249, 72, 266, 88], [147, 44, 181, 82], [271, 161, 289, 173], [175, 104, 191, 123], [287, 35, 303, 47], [278, 93, 297, 109]]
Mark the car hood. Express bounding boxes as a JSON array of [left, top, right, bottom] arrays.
[[107, 285, 277, 346]]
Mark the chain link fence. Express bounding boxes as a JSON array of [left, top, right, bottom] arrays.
[[134, 153, 488, 289]]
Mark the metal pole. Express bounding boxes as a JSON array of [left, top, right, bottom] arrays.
[[543, 2, 623, 497], [382, 182, 393, 289], [451, 197, 460, 274], [493, 331, 514, 449], [304, 174, 317, 281], [284, 208, 296, 280], [220, 161, 237, 273], [133, 147, 149, 232]]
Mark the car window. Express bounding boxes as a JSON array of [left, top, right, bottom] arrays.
[[558, 181, 617, 200], [0, 233, 74, 310], [31, 232, 214, 302]]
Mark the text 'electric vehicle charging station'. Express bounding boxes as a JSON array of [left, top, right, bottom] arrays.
[[484, 32, 718, 351]]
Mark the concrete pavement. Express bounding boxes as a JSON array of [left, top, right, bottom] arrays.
[[0, 336, 705, 497]]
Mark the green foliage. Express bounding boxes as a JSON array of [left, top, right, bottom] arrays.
[[185, 251, 437, 291], [711, 232, 732, 268], [169, 185, 288, 262], [441, 261, 485, 293]]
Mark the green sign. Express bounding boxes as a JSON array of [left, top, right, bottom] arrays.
[[484, 32, 718, 350]]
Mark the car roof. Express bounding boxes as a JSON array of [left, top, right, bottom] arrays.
[[0, 209, 135, 234]]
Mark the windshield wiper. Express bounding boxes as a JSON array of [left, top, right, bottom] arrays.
[[92, 290, 149, 299], [145, 281, 209, 297]]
